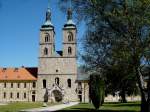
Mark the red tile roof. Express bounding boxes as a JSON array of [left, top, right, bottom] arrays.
[[0, 67, 37, 81]]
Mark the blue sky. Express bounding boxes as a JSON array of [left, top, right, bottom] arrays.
[[0, 0, 85, 67]]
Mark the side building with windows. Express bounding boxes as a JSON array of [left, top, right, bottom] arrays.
[[0, 67, 37, 102]]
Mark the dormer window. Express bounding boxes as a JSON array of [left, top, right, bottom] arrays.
[[14, 68, 18, 72], [2, 68, 6, 72], [44, 48, 48, 55], [45, 33, 50, 42], [68, 32, 73, 42]]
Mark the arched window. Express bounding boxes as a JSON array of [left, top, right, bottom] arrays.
[[43, 79, 46, 88], [55, 77, 59, 85], [44, 48, 48, 55], [45, 33, 50, 42], [68, 47, 72, 55], [68, 32, 73, 42], [67, 79, 71, 88]]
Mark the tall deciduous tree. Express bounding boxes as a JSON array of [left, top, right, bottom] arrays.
[[59, 0, 150, 111]]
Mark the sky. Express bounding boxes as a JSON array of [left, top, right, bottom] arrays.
[[0, 0, 85, 67]]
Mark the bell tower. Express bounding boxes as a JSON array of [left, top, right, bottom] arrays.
[[39, 4, 55, 58], [63, 8, 77, 57], [37, 1, 78, 102]]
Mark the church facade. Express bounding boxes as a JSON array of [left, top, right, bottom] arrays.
[[0, 4, 89, 103], [37, 6, 78, 102]]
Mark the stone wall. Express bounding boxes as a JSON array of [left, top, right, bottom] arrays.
[[104, 95, 141, 102], [37, 74, 78, 102], [38, 58, 77, 75]]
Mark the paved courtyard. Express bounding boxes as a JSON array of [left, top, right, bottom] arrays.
[[20, 102, 79, 112], [0, 102, 8, 106], [0, 103, 8, 106]]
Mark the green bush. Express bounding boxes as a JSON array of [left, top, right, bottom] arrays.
[[89, 74, 105, 110]]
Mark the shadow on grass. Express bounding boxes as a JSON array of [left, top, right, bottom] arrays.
[[56, 108, 139, 112], [56, 102, 140, 112], [103, 103, 140, 107]]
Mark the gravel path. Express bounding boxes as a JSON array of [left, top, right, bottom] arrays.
[[20, 102, 79, 112]]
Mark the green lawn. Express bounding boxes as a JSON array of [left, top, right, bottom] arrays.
[[0, 102, 141, 112], [56, 102, 140, 112], [0, 102, 57, 112]]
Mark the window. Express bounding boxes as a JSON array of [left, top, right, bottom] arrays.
[[44, 48, 48, 55], [45, 33, 50, 42], [3, 92, 6, 98], [78, 82, 82, 94], [17, 93, 19, 99], [24, 93, 26, 99], [24, 83, 26, 88], [55, 77, 59, 85], [43, 79, 46, 88], [32, 91, 36, 94], [4, 83, 6, 88], [56, 69, 58, 72], [68, 32, 73, 41], [68, 47, 72, 55], [33, 82, 36, 88], [11, 83, 13, 88], [17, 83, 20, 88], [67, 79, 71, 88], [10, 92, 13, 98]]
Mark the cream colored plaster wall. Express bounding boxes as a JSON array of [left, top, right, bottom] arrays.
[[0, 82, 37, 102]]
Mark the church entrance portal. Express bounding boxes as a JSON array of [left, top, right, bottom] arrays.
[[52, 90, 63, 102]]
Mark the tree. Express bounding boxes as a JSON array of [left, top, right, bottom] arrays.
[[59, 0, 150, 111], [89, 74, 105, 110]]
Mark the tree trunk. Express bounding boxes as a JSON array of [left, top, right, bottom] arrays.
[[136, 68, 149, 112], [148, 78, 150, 112], [120, 89, 127, 103], [141, 92, 148, 112]]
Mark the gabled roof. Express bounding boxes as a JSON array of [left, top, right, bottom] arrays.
[[0, 67, 37, 81]]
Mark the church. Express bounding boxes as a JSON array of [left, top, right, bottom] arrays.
[[0, 3, 89, 103]]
